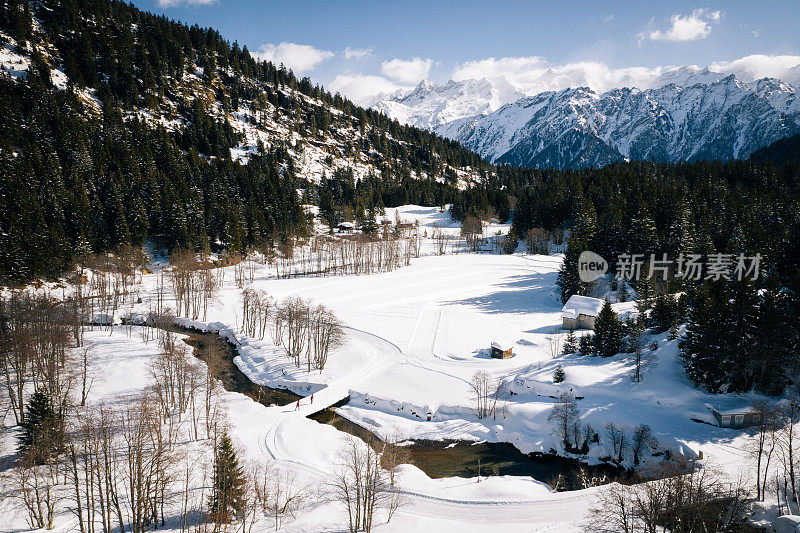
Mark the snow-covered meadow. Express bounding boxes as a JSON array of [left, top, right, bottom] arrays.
[[0, 206, 779, 532]]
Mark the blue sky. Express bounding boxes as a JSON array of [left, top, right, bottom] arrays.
[[132, 0, 800, 104]]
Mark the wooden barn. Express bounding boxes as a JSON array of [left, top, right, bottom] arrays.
[[490, 341, 513, 359]]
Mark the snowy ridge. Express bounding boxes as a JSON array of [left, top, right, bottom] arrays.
[[374, 73, 800, 169], [373, 77, 524, 130]]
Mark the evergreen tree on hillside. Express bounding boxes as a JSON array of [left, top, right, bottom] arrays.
[[635, 273, 655, 323], [562, 329, 579, 355], [553, 364, 566, 383], [557, 236, 588, 303], [17, 390, 64, 463], [593, 300, 623, 357], [651, 293, 679, 334], [680, 284, 729, 391], [211, 433, 247, 523]]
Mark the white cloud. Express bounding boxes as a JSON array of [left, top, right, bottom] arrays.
[[450, 54, 800, 96], [155, 0, 216, 7], [381, 57, 434, 83], [343, 47, 373, 61], [328, 74, 409, 106], [647, 9, 723, 43], [253, 42, 333, 73], [452, 56, 661, 94], [709, 54, 800, 82]]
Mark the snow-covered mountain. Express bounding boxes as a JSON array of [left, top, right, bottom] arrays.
[[374, 73, 800, 169], [372, 77, 524, 130]]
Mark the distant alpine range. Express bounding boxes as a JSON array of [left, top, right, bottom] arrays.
[[373, 69, 800, 169]]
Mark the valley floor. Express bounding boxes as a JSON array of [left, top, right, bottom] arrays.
[[0, 211, 779, 531]]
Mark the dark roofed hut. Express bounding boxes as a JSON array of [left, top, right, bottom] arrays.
[[490, 341, 513, 359]]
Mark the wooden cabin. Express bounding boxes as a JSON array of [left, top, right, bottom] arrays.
[[490, 341, 513, 359]]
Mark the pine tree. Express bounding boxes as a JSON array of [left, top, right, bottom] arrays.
[[211, 433, 247, 523], [635, 273, 655, 324], [680, 284, 727, 391], [651, 293, 678, 334], [579, 334, 595, 356], [593, 300, 623, 357], [557, 236, 587, 303], [17, 390, 63, 463], [616, 280, 630, 303], [562, 329, 579, 355], [553, 364, 566, 383]]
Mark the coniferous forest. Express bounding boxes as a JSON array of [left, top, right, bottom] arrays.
[[0, 0, 491, 283], [509, 159, 800, 394]]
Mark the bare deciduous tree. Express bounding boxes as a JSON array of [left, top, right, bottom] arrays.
[[469, 371, 506, 420], [548, 392, 580, 451], [331, 436, 399, 533], [589, 460, 750, 533], [605, 422, 627, 463], [750, 400, 782, 501]]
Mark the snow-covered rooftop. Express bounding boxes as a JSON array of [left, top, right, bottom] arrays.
[[491, 340, 513, 351], [561, 295, 605, 319], [706, 403, 757, 416]]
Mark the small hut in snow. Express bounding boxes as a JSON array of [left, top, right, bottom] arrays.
[[490, 341, 513, 359], [561, 295, 604, 330], [707, 405, 758, 429], [337, 221, 357, 233]]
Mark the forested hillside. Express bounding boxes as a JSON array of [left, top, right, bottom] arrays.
[[509, 159, 800, 393], [0, 0, 491, 283], [749, 133, 800, 165]]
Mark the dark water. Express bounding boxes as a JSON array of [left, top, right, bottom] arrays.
[[310, 404, 626, 488], [175, 324, 626, 490]]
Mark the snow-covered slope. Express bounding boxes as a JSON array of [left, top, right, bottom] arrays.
[[375, 73, 800, 169]]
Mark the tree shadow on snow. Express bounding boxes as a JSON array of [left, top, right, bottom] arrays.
[[446, 271, 561, 314]]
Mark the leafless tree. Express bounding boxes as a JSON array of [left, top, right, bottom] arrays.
[[750, 400, 782, 501], [548, 392, 580, 450], [605, 422, 627, 463], [526, 227, 551, 255], [589, 460, 750, 533], [280, 297, 309, 367], [331, 436, 397, 533], [460, 214, 483, 252], [307, 305, 344, 372], [546, 328, 564, 359], [777, 399, 800, 512], [11, 453, 64, 529], [380, 428, 409, 487], [77, 342, 95, 407], [631, 424, 654, 466], [262, 467, 309, 531], [469, 371, 506, 420]]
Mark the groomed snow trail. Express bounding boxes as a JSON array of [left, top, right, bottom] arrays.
[[227, 321, 601, 527], [257, 326, 403, 469]]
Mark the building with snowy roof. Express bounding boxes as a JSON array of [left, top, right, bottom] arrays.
[[490, 340, 513, 359], [707, 405, 758, 429], [561, 295, 605, 330]]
